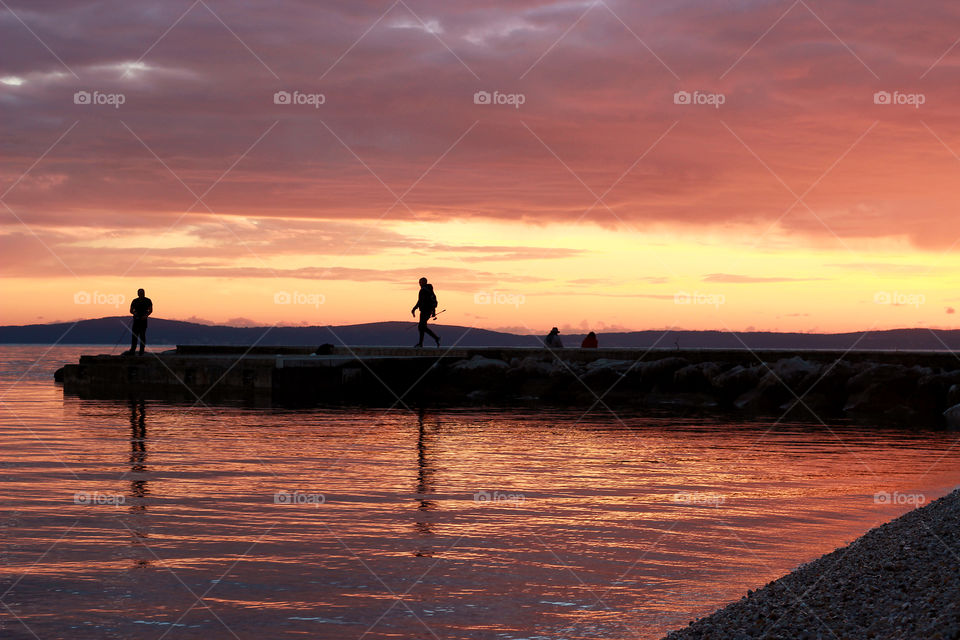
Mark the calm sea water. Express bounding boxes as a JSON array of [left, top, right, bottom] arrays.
[[1, 345, 959, 640]]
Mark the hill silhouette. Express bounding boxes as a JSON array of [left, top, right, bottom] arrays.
[[2, 317, 960, 350], [0, 317, 537, 347]]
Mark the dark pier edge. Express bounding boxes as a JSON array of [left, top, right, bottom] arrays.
[[52, 344, 960, 426]]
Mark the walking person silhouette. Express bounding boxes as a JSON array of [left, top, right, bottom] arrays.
[[125, 289, 153, 356], [411, 277, 441, 348]]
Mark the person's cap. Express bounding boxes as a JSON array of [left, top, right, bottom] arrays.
[[551, 327, 559, 333]]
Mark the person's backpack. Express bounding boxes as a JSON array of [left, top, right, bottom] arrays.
[[428, 284, 438, 310]]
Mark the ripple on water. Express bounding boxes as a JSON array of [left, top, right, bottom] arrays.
[[1, 345, 958, 639]]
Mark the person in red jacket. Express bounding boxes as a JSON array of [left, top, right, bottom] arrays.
[[581, 331, 598, 348]]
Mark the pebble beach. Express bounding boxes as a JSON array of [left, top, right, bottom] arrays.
[[663, 489, 960, 640]]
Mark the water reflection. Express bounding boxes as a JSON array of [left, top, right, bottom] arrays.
[[415, 407, 438, 556], [4, 345, 960, 640], [129, 399, 148, 508], [127, 400, 151, 567]]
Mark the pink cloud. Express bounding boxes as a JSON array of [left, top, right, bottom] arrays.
[[3, 0, 960, 281]]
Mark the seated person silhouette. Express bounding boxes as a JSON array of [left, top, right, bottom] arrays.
[[544, 327, 563, 348], [581, 331, 598, 348]]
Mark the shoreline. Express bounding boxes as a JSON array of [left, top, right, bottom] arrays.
[[662, 489, 960, 639]]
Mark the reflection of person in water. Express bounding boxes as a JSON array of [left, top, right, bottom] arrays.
[[129, 400, 148, 511], [127, 400, 151, 567], [414, 408, 437, 557]]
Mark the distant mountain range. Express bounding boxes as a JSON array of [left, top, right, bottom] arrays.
[[2, 316, 960, 350]]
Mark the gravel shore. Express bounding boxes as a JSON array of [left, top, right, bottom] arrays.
[[663, 489, 960, 640]]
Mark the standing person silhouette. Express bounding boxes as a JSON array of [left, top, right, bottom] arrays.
[[411, 277, 441, 348], [125, 289, 153, 356]]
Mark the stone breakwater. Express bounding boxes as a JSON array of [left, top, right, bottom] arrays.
[[662, 489, 960, 640], [441, 352, 960, 426], [58, 346, 960, 425]]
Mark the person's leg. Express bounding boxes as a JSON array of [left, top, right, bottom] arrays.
[[129, 330, 137, 354], [422, 312, 440, 346], [138, 326, 146, 354], [416, 315, 426, 347]]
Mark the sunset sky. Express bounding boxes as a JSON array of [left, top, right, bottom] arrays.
[[4, 0, 960, 333]]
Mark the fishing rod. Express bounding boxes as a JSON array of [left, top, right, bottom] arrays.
[[112, 319, 130, 353], [407, 309, 446, 330]]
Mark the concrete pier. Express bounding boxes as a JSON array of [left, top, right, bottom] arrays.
[[57, 345, 960, 423]]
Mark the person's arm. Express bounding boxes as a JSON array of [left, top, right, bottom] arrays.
[[129, 300, 136, 316], [146, 301, 153, 317], [411, 299, 420, 316]]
